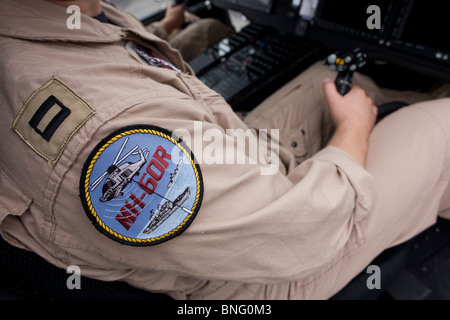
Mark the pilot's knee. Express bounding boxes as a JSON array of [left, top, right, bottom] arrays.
[[410, 98, 450, 124]]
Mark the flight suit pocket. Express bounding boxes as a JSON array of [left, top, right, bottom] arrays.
[[275, 86, 324, 164], [0, 170, 32, 224], [283, 127, 309, 163]]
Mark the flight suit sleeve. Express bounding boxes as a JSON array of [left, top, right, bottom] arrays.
[[122, 111, 375, 284], [176, 143, 374, 284]]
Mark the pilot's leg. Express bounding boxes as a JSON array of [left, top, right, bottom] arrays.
[[168, 16, 234, 62], [245, 61, 337, 165], [365, 98, 450, 235]]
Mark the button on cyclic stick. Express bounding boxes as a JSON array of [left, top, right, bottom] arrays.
[[323, 48, 368, 95]]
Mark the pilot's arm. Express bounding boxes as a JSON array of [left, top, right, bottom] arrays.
[[323, 78, 378, 167]]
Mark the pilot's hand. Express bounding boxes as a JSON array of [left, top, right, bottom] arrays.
[[160, 4, 185, 35], [323, 78, 377, 140], [323, 78, 377, 167]]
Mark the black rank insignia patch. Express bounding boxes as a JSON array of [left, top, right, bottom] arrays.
[[79, 125, 203, 246], [12, 77, 94, 165]]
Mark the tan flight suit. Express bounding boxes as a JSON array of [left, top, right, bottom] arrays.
[[1, 0, 450, 300]]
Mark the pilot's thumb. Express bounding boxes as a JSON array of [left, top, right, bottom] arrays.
[[322, 77, 340, 105]]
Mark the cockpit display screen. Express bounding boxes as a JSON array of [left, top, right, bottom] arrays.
[[318, 0, 392, 35], [219, 0, 273, 13], [398, 0, 450, 52]]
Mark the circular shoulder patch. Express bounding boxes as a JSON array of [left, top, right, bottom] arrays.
[[80, 125, 203, 246]]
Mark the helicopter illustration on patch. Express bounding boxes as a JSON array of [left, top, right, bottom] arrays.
[[89, 137, 149, 202]]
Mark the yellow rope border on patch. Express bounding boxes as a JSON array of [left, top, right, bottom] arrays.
[[82, 128, 201, 244]]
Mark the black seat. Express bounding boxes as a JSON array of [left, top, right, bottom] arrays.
[[0, 236, 170, 300], [0, 232, 413, 300], [377, 101, 409, 120]]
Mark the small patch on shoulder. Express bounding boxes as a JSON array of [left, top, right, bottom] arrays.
[[79, 125, 203, 246], [12, 77, 94, 165]]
